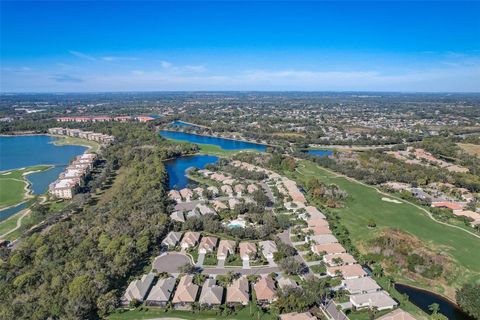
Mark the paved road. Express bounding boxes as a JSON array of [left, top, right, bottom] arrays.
[[153, 253, 192, 273], [202, 265, 280, 276]]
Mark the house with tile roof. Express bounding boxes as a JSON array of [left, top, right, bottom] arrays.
[[121, 273, 155, 305], [180, 231, 201, 249], [198, 236, 218, 254], [199, 278, 224, 306], [254, 276, 277, 305], [240, 241, 257, 261], [342, 277, 381, 295], [172, 275, 199, 309], [145, 277, 176, 306], [217, 239, 236, 260], [226, 276, 250, 305], [161, 231, 183, 249]]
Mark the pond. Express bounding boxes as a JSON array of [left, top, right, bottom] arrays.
[[159, 130, 267, 152], [306, 149, 334, 157], [164, 155, 219, 190], [395, 283, 474, 320]]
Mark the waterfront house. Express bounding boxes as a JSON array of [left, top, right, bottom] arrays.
[[342, 277, 381, 295], [179, 188, 193, 201], [259, 240, 278, 260], [193, 187, 204, 198], [239, 241, 257, 261], [327, 264, 367, 279], [198, 236, 218, 254], [180, 232, 201, 249], [217, 239, 236, 260], [311, 243, 346, 255], [226, 276, 250, 305], [254, 276, 277, 305], [323, 253, 357, 266], [161, 231, 183, 249], [145, 277, 176, 306], [280, 312, 317, 320], [350, 291, 398, 311], [377, 309, 416, 320], [199, 278, 224, 306], [121, 273, 155, 305], [172, 275, 199, 309]]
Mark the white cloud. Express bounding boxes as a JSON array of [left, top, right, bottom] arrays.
[[68, 50, 96, 61]]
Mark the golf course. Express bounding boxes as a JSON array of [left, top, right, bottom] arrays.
[[289, 160, 480, 299]]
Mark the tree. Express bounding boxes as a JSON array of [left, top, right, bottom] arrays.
[[279, 257, 305, 275], [177, 262, 196, 274], [456, 283, 480, 319], [428, 303, 440, 315]]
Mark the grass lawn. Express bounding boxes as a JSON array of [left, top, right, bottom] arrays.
[[0, 165, 51, 209], [225, 253, 243, 266], [109, 304, 275, 320], [203, 253, 218, 266], [51, 135, 100, 152], [289, 160, 480, 299]]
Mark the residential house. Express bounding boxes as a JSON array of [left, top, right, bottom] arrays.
[[307, 217, 329, 228], [193, 187, 204, 198], [305, 206, 326, 219], [170, 211, 186, 223], [228, 198, 241, 209], [279, 312, 317, 320], [121, 273, 155, 305], [145, 277, 176, 307], [311, 243, 346, 255], [168, 190, 182, 203], [254, 276, 277, 305], [179, 188, 193, 201], [323, 253, 357, 266], [180, 231, 201, 249], [350, 291, 398, 311], [277, 276, 298, 289], [161, 231, 183, 249], [239, 241, 257, 261], [327, 264, 367, 279], [212, 200, 228, 211], [217, 239, 236, 260], [431, 201, 464, 211], [172, 275, 199, 309], [199, 278, 224, 306], [226, 276, 250, 305], [221, 185, 234, 195], [259, 240, 278, 260], [247, 184, 259, 194], [207, 186, 219, 196], [342, 277, 381, 295], [303, 226, 332, 237], [309, 234, 338, 245], [234, 184, 245, 196], [196, 203, 216, 216], [199, 236, 218, 254], [377, 309, 416, 320]]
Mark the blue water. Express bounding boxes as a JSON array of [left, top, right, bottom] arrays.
[[395, 284, 473, 320], [0, 135, 86, 221], [307, 150, 334, 157], [165, 155, 219, 190], [26, 165, 67, 195], [160, 130, 267, 151], [171, 121, 201, 128], [0, 200, 34, 221], [0, 135, 87, 170]]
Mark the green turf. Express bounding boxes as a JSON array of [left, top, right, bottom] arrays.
[[108, 304, 275, 320], [51, 135, 100, 152], [0, 165, 51, 209], [164, 138, 262, 157], [290, 160, 480, 294]]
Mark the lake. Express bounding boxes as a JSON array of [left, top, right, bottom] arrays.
[[307, 149, 334, 157], [159, 130, 267, 151], [395, 284, 474, 320], [0, 135, 87, 171], [165, 155, 219, 190], [0, 135, 87, 221]]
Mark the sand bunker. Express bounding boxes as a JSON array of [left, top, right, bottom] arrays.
[[382, 197, 402, 204]]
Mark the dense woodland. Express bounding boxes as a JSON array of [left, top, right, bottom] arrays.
[[0, 123, 194, 319]]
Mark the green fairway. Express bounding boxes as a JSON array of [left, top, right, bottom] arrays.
[[290, 160, 480, 296], [165, 138, 261, 157], [0, 165, 51, 209], [51, 135, 100, 152]]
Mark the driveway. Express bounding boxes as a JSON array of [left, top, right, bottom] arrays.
[[196, 252, 205, 267], [152, 252, 192, 274], [217, 258, 225, 268], [242, 259, 250, 269]]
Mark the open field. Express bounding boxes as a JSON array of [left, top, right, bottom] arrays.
[[458, 143, 480, 158], [51, 135, 100, 152], [108, 305, 275, 320], [0, 165, 51, 209], [288, 160, 480, 299]]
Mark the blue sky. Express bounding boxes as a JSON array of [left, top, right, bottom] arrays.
[[1, 1, 479, 92]]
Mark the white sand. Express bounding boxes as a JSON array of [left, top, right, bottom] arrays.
[[382, 197, 402, 204]]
